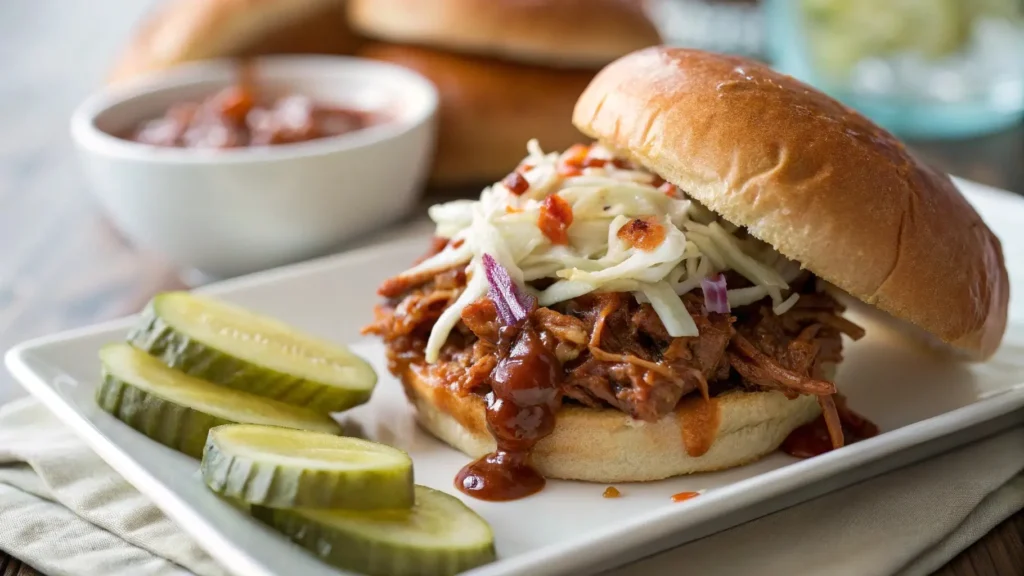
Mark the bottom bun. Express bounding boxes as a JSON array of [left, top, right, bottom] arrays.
[[402, 365, 821, 483]]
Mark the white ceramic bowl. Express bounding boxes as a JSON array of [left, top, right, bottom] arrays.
[[71, 56, 438, 278]]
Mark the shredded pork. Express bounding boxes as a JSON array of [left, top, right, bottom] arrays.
[[363, 255, 865, 448]]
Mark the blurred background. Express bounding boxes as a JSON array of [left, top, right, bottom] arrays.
[[663, 0, 1024, 139], [0, 0, 1023, 405]]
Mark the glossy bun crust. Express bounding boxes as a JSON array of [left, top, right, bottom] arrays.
[[348, 0, 661, 69], [359, 43, 592, 186], [402, 365, 820, 482], [574, 47, 1009, 359], [109, 0, 361, 84]]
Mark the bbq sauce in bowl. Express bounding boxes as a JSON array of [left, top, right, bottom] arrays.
[[455, 322, 562, 501], [125, 65, 381, 149]]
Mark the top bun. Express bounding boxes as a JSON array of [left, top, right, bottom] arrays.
[[574, 47, 1009, 359], [347, 0, 661, 69], [109, 0, 361, 84]]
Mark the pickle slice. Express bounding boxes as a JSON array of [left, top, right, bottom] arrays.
[[253, 486, 496, 576], [201, 425, 414, 510], [97, 344, 341, 458], [129, 292, 377, 413]]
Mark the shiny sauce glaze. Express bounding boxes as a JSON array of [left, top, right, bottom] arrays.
[[455, 322, 563, 501], [538, 195, 573, 245], [502, 170, 530, 195], [676, 396, 721, 457], [603, 486, 622, 498], [618, 216, 667, 253], [556, 144, 590, 177], [781, 417, 834, 458], [125, 68, 381, 149], [782, 397, 879, 458], [556, 143, 633, 177]]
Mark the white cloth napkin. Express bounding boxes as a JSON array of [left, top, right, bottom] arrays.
[[0, 398, 1021, 576]]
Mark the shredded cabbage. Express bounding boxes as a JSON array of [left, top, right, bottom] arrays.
[[726, 285, 771, 307], [412, 140, 804, 362], [425, 264, 486, 362], [773, 293, 801, 315], [640, 281, 699, 337]]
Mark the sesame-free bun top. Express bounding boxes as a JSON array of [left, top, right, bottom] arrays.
[[347, 0, 661, 69], [109, 0, 361, 84], [574, 47, 1009, 359]]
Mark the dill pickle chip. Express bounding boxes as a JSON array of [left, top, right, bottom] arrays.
[[202, 424, 413, 510], [97, 344, 340, 458], [253, 485, 496, 576], [129, 292, 376, 413]]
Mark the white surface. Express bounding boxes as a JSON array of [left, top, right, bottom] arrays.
[[70, 56, 438, 278], [5, 179, 1024, 576], [608, 429, 1024, 576], [0, 396, 1020, 576]]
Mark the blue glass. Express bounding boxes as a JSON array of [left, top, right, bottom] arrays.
[[764, 0, 1024, 139]]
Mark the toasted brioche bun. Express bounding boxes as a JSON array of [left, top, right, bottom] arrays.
[[402, 364, 820, 482], [109, 0, 361, 85], [574, 47, 1009, 359], [348, 0, 661, 69], [358, 43, 592, 186]]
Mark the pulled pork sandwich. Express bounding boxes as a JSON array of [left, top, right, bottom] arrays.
[[365, 48, 1009, 501]]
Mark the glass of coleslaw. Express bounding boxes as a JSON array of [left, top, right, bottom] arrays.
[[764, 0, 1024, 139]]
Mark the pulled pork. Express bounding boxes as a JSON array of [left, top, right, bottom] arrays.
[[364, 261, 866, 448]]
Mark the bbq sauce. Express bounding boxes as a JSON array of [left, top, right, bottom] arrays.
[[125, 61, 381, 149], [671, 491, 701, 503], [676, 396, 721, 457], [617, 216, 666, 252], [456, 323, 562, 501], [781, 417, 835, 458], [782, 401, 879, 458], [455, 451, 545, 501], [538, 195, 573, 245]]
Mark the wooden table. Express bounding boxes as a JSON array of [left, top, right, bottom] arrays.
[[0, 1, 1022, 575]]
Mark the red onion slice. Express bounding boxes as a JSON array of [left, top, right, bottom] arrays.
[[482, 254, 535, 326], [700, 273, 730, 314]]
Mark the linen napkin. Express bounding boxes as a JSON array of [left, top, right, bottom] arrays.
[[1, 397, 1022, 576]]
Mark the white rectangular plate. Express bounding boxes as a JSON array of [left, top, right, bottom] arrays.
[[7, 178, 1024, 576]]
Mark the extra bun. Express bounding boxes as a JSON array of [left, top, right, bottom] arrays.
[[109, 0, 361, 84], [403, 365, 820, 482], [348, 0, 661, 69], [358, 43, 592, 186], [574, 47, 1009, 359]]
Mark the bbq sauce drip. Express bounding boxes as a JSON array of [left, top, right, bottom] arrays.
[[677, 396, 721, 457], [671, 491, 701, 503], [782, 400, 879, 458], [456, 322, 562, 501], [781, 417, 835, 458]]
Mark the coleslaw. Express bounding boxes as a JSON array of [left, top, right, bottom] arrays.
[[400, 140, 805, 363]]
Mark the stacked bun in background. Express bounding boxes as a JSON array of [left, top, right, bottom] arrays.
[[109, 0, 363, 84], [350, 0, 661, 187], [108, 0, 661, 189]]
